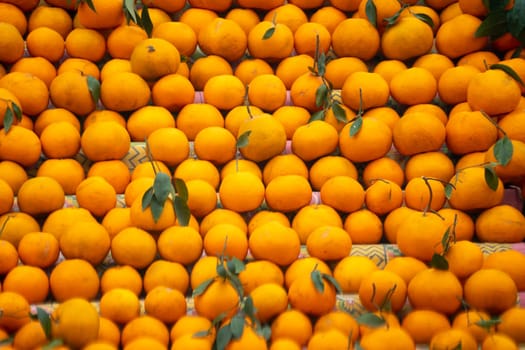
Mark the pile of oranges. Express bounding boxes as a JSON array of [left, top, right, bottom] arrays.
[[1, 0, 525, 349]]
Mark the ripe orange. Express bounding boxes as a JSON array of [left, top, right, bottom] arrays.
[[250, 283, 288, 322], [265, 174, 312, 213], [198, 18, 247, 63], [339, 117, 393, 163], [234, 58, 274, 85], [75, 176, 117, 218], [438, 207, 475, 241], [498, 307, 525, 344], [289, 72, 324, 112], [203, 74, 246, 111], [275, 54, 314, 90], [331, 18, 380, 61], [247, 21, 294, 62], [39, 121, 81, 159], [249, 221, 301, 267], [3, 265, 49, 304], [203, 223, 249, 260], [17, 176, 65, 217], [193, 126, 237, 166], [174, 158, 221, 190], [81, 120, 131, 162], [100, 71, 151, 112], [288, 269, 337, 317], [100, 264, 143, 296], [309, 155, 358, 191], [60, 220, 111, 266], [438, 65, 481, 105], [263, 153, 308, 185], [99, 288, 141, 325], [392, 112, 446, 156], [175, 103, 224, 141], [271, 309, 313, 347], [365, 179, 403, 215], [17, 231, 59, 269], [360, 327, 416, 350], [247, 73, 288, 112], [430, 329, 478, 350], [0, 212, 40, 249], [144, 286, 187, 325], [404, 151, 455, 183], [65, 27, 106, 63], [193, 278, 240, 321], [362, 156, 405, 188], [237, 113, 287, 162], [404, 176, 446, 212], [0, 22, 25, 64], [292, 204, 343, 244], [219, 171, 265, 213], [110, 227, 157, 269], [476, 205, 525, 243], [127, 105, 176, 142], [343, 208, 384, 244], [12, 320, 47, 350], [239, 260, 284, 295], [435, 13, 488, 59], [464, 269, 518, 315], [292, 120, 339, 162], [383, 256, 428, 286], [294, 22, 331, 57], [390, 67, 438, 106], [320, 175, 365, 213], [26, 28, 64, 62], [452, 309, 492, 344], [306, 225, 352, 262], [225, 7, 261, 36], [446, 240, 484, 280], [10, 56, 57, 88], [49, 258, 100, 302], [143, 260, 189, 295], [381, 16, 434, 61]]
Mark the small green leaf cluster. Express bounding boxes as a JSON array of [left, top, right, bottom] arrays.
[[365, 0, 434, 29], [123, 0, 154, 37], [1, 100, 22, 133], [476, 0, 525, 48]]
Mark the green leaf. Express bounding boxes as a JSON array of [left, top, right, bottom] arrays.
[[493, 135, 514, 166], [0, 336, 13, 346], [311, 269, 325, 293], [193, 329, 211, 338], [237, 130, 251, 149], [475, 318, 501, 329], [141, 4, 153, 38], [475, 9, 508, 38], [174, 195, 191, 227], [309, 110, 325, 122], [383, 8, 402, 27], [86, 75, 100, 104], [322, 273, 343, 295], [490, 63, 525, 86], [36, 307, 52, 339], [413, 13, 434, 29], [317, 52, 326, 77], [216, 263, 227, 279], [193, 277, 215, 297], [315, 83, 329, 108], [150, 196, 165, 223], [11, 102, 22, 120], [512, 47, 523, 59], [84, 0, 96, 12], [444, 183, 454, 200], [153, 172, 172, 202], [484, 166, 500, 191], [262, 26, 275, 40], [431, 253, 449, 271], [441, 226, 451, 250], [3, 107, 13, 133], [227, 257, 245, 275], [257, 324, 272, 341], [332, 102, 347, 123], [350, 117, 363, 137], [230, 315, 245, 340], [141, 187, 154, 211], [42, 338, 64, 350], [507, 0, 525, 41], [485, 0, 511, 11], [216, 324, 233, 350], [243, 295, 256, 316], [123, 0, 137, 23], [365, 0, 377, 27], [356, 313, 386, 328], [173, 178, 188, 201]]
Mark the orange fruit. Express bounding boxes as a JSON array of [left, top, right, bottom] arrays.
[[248, 209, 290, 234], [106, 25, 148, 60], [360, 326, 416, 350], [250, 283, 288, 322], [247, 21, 294, 62], [41, 206, 96, 240], [247, 73, 288, 112], [194, 126, 236, 166], [264, 174, 312, 213], [482, 333, 519, 350], [339, 117, 393, 163], [0, 3, 27, 35], [390, 67, 438, 106], [341, 71, 390, 111], [198, 18, 247, 63], [127, 105, 176, 142], [143, 259, 189, 295], [221, 158, 262, 182], [485, 139, 525, 183], [306, 329, 351, 350], [146, 127, 189, 168], [3, 265, 49, 304], [262, 153, 308, 185], [219, 171, 265, 213], [309, 155, 359, 191], [152, 21, 196, 58], [435, 13, 488, 59], [65, 27, 106, 62], [412, 53, 455, 82], [325, 56, 368, 90], [404, 151, 455, 183], [332, 18, 380, 60], [372, 59, 408, 85], [170, 314, 215, 344], [77, 0, 124, 29], [294, 22, 331, 57], [131, 160, 170, 181], [175, 103, 224, 141], [193, 278, 240, 321], [33, 107, 80, 136], [225, 7, 260, 36], [57, 57, 100, 79], [100, 265, 143, 296], [343, 208, 384, 244], [75, 176, 117, 218], [0, 178, 13, 215], [60, 220, 111, 266], [404, 103, 448, 126], [438, 207, 476, 241], [0, 22, 25, 64], [458, 50, 501, 72], [189, 55, 233, 91], [452, 309, 492, 343], [203, 223, 248, 260], [224, 105, 263, 136], [446, 240, 484, 280], [383, 206, 418, 244], [0, 291, 31, 332], [498, 109, 525, 144], [239, 259, 284, 295], [306, 225, 352, 262], [17, 231, 59, 269], [130, 37, 180, 82], [448, 166, 504, 212], [392, 112, 446, 156], [314, 310, 359, 344], [383, 256, 428, 286], [288, 269, 337, 317], [320, 175, 365, 213], [271, 309, 313, 347], [10, 56, 57, 88], [0, 212, 40, 249], [362, 156, 405, 188], [275, 54, 314, 90], [358, 269, 407, 313], [87, 160, 130, 194], [438, 65, 481, 105], [39, 121, 81, 159], [483, 250, 525, 291], [130, 195, 177, 233], [157, 225, 203, 266], [199, 207, 247, 238], [292, 204, 343, 244], [249, 221, 301, 267], [203, 74, 245, 111], [12, 320, 48, 350], [99, 288, 141, 325], [174, 158, 221, 190], [365, 179, 403, 215], [404, 176, 446, 212], [28, 4, 72, 37], [310, 5, 347, 33], [289, 72, 324, 112], [0, 72, 48, 117], [144, 286, 187, 325], [152, 74, 195, 113], [408, 268, 464, 315], [464, 268, 518, 315], [292, 120, 339, 162], [498, 307, 525, 344], [49, 258, 100, 302], [381, 16, 434, 61], [110, 227, 157, 269], [235, 57, 274, 85], [430, 329, 478, 350], [17, 176, 64, 217], [100, 71, 151, 112], [81, 121, 130, 161], [284, 256, 332, 289], [185, 179, 218, 219], [237, 113, 287, 162], [49, 70, 97, 116], [475, 205, 525, 243], [467, 68, 522, 116]]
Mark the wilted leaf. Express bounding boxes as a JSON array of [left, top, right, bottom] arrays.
[[413, 13, 434, 29], [365, 0, 377, 27], [350, 117, 363, 137], [141, 187, 154, 211], [216, 324, 232, 350], [332, 102, 347, 123], [86, 75, 100, 104], [322, 273, 343, 295], [237, 130, 251, 149], [153, 172, 172, 202], [193, 277, 215, 297], [141, 4, 153, 37], [491, 63, 525, 86], [475, 9, 508, 38], [484, 166, 500, 191], [36, 307, 52, 339], [262, 26, 275, 40], [230, 315, 245, 339], [431, 253, 449, 271], [356, 313, 386, 328], [311, 269, 325, 293], [174, 196, 190, 227], [315, 83, 329, 108]]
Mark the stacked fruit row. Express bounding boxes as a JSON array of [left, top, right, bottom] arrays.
[[1, 0, 525, 349]]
